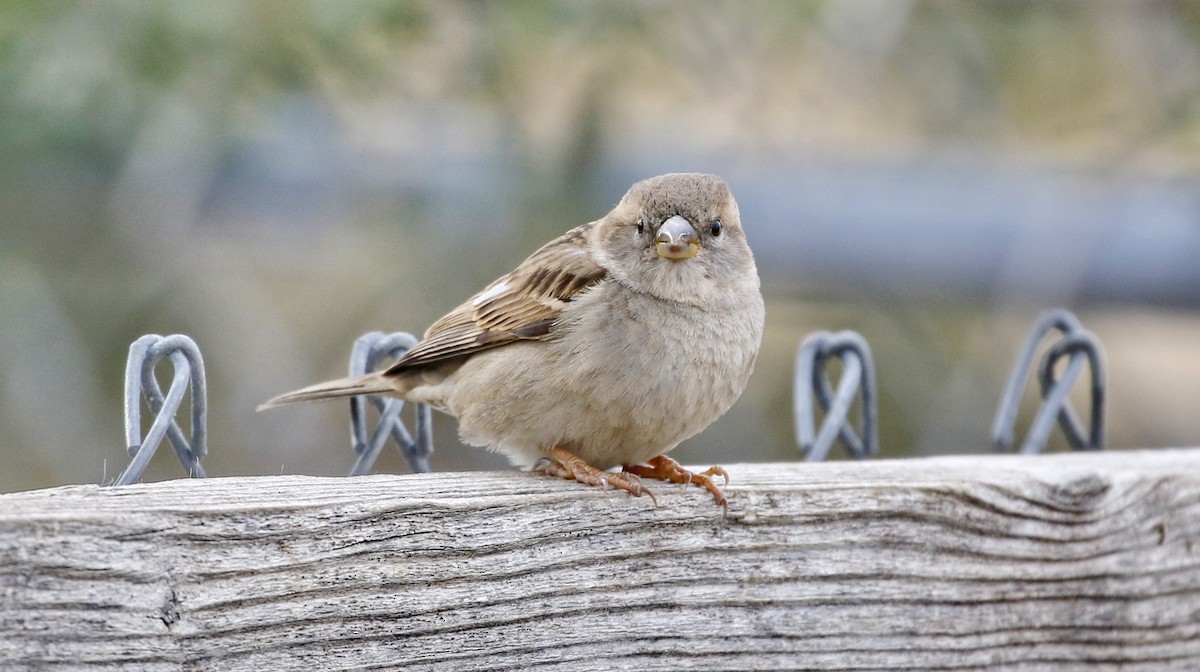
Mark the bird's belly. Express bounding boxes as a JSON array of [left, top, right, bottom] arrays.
[[444, 291, 758, 470], [451, 347, 719, 469]]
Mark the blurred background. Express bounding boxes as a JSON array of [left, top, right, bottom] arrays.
[[2, 1, 1199, 493]]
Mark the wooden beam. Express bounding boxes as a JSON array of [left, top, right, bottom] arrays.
[[2, 449, 1199, 671]]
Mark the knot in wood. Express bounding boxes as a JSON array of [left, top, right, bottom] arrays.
[[1047, 472, 1110, 510]]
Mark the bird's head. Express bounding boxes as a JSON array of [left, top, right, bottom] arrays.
[[594, 173, 758, 306]]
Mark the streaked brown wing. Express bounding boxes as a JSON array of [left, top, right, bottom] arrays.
[[383, 222, 607, 374]]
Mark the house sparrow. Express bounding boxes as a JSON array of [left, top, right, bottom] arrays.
[[261, 173, 765, 513]]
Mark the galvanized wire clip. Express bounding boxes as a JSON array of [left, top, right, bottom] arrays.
[[348, 331, 434, 475], [794, 330, 879, 461], [992, 309, 1106, 453], [117, 334, 207, 485]]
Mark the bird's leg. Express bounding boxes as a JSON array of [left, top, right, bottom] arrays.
[[536, 445, 657, 504], [623, 455, 729, 517]]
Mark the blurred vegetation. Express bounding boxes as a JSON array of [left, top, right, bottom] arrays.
[[1, 1, 1198, 492], [4, 1, 1199, 171]]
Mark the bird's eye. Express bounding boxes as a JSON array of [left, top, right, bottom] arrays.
[[710, 219, 722, 237], [636, 218, 644, 234]]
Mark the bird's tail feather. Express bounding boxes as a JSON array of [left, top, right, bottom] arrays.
[[257, 374, 395, 410]]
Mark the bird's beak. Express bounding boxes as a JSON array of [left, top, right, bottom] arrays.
[[654, 215, 701, 260]]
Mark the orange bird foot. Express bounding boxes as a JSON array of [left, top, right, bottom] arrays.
[[535, 445, 657, 505], [623, 455, 729, 518]]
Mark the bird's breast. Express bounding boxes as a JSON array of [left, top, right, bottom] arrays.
[[556, 280, 762, 434]]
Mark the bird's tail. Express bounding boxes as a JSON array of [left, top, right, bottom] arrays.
[[257, 373, 396, 411]]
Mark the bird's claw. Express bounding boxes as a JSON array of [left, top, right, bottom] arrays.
[[538, 446, 658, 505], [623, 455, 729, 519]]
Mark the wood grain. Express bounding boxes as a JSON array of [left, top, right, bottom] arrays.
[[2, 449, 1199, 671]]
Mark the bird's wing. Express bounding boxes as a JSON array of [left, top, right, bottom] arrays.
[[384, 222, 607, 373]]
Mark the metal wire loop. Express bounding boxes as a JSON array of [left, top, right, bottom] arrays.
[[992, 310, 1106, 453], [794, 330, 879, 462], [117, 334, 207, 485], [347, 331, 434, 475]]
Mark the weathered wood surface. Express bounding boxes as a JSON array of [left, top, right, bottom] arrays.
[[2, 449, 1199, 671]]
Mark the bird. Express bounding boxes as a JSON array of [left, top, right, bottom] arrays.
[[260, 173, 765, 513]]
